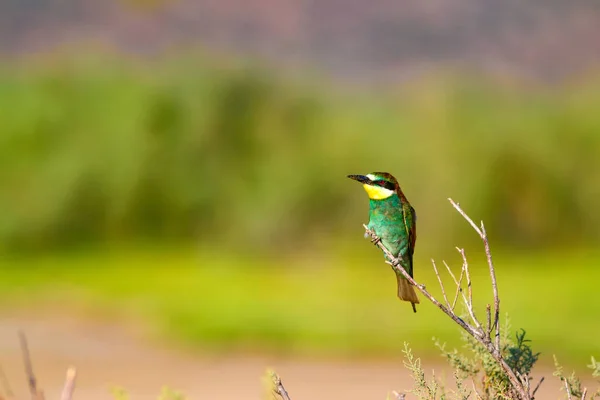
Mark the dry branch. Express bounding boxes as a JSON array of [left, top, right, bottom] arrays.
[[448, 201, 501, 349], [456, 247, 482, 331], [60, 368, 76, 400], [442, 260, 464, 311], [0, 365, 15, 400], [390, 390, 406, 400], [270, 371, 291, 400], [431, 260, 450, 309], [362, 198, 534, 399], [18, 331, 44, 400], [531, 376, 544, 399]]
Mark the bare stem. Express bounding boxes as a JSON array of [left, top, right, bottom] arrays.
[[564, 378, 573, 400], [443, 260, 464, 311], [60, 367, 77, 400], [448, 199, 502, 348], [456, 247, 482, 330], [19, 331, 43, 400], [531, 377, 544, 399], [481, 222, 501, 350], [0, 365, 14, 400], [391, 390, 406, 400], [448, 199, 483, 237], [431, 259, 450, 309], [271, 371, 291, 400]]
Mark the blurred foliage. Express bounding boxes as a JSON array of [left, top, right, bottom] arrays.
[[554, 355, 586, 399], [0, 247, 599, 362], [1, 55, 600, 256]]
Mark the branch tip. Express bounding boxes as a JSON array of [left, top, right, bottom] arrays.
[[270, 371, 291, 400]]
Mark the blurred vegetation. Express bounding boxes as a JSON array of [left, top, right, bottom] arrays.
[[1, 54, 600, 256], [0, 54, 599, 364], [0, 246, 599, 363]]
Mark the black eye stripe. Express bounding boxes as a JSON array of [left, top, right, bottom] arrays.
[[375, 180, 395, 191]]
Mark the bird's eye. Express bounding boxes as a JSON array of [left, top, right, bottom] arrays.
[[377, 181, 386, 187]]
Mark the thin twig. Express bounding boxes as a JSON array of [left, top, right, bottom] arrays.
[[457, 249, 473, 308], [443, 260, 460, 286], [531, 377, 544, 399], [0, 365, 14, 400], [391, 390, 406, 400], [517, 371, 527, 393], [443, 260, 464, 311], [271, 371, 291, 400], [448, 199, 483, 237], [486, 304, 492, 336], [19, 331, 43, 400], [481, 222, 501, 351], [431, 259, 450, 308], [456, 247, 482, 330], [60, 367, 77, 400], [457, 248, 473, 307], [472, 381, 484, 400], [448, 199, 502, 349], [443, 257, 470, 314], [582, 387, 588, 400], [523, 373, 533, 396], [447, 200, 494, 311], [564, 378, 573, 400]]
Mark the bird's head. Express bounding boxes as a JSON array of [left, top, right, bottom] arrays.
[[347, 172, 400, 200]]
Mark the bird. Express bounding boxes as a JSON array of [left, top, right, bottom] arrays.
[[348, 172, 419, 312]]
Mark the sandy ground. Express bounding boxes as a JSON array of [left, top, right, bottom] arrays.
[[0, 314, 591, 400]]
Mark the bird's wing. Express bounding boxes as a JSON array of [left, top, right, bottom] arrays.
[[401, 204, 417, 275], [408, 205, 416, 256]]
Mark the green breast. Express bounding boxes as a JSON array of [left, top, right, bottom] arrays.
[[366, 194, 407, 257]]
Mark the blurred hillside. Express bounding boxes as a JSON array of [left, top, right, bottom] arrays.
[[2, 0, 600, 82]]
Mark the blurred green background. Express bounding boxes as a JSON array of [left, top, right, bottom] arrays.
[[1, 0, 600, 368]]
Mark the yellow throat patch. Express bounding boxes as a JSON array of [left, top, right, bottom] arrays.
[[362, 184, 395, 200]]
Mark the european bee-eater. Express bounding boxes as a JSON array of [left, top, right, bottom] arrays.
[[348, 172, 419, 312]]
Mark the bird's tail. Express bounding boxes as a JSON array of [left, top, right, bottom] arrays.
[[396, 275, 420, 313]]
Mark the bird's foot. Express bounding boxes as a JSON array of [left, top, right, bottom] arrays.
[[362, 224, 373, 239], [362, 224, 381, 245]]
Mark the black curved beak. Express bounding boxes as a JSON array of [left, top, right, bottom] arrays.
[[347, 174, 370, 184]]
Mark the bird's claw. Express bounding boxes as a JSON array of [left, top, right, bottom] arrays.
[[362, 225, 381, 245]]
